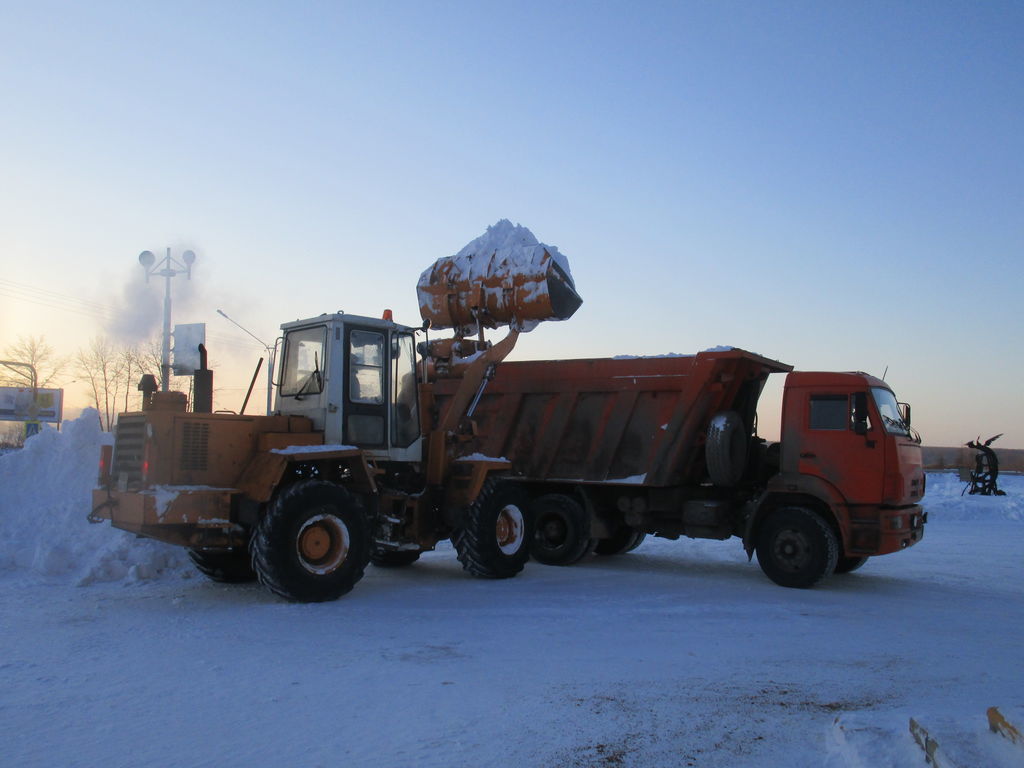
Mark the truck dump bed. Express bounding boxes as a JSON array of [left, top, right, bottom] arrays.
[[435, 349, 792, 487]]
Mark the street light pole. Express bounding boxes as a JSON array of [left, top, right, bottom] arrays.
[[216, 309, 277, 416], [139, 248, 196, 392]]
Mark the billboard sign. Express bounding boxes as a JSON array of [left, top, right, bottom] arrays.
[[0, 387, 64, 424]]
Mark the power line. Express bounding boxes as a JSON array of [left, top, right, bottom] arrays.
[[0, 279, 120, 322]]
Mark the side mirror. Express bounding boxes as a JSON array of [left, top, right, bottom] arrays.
[[899, 402, 911, 427], [852, 392, 869, 436]]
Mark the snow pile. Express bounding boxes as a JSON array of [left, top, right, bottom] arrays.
[[418, 219, 580, 333], [453, 218, 575, 284], [923, 471, 1024, 521], [0, 410, 188, 584]]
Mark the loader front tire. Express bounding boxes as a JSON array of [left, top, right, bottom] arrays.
[[453, 480, 534, 579], [251, 480, 370, 602], [532, 494, 595, 566], [755, 506, 838, 588], [188, 547, 257, 583]]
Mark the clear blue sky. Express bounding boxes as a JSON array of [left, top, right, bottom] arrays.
[[1, 1, 1021, 447]]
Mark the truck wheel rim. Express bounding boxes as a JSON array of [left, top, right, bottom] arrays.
[[538, 515, 568, 548], [296, 513, 350, 575], [773, 528, 811, 572], [495, 504, 525, 555]]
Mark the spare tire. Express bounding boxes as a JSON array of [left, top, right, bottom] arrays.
[[706, 411, 748, 487]]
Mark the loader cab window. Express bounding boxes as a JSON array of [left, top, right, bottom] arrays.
[[280, 327, 327, 397], [346, 329, 386, 446], [391, 332, 420, 447], [349, 331, 384, 404]]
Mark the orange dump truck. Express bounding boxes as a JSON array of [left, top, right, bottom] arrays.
[[434, 350, 925, 586], [92, 246, 924, 601]]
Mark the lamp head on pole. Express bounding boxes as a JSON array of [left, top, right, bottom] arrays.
[[182, 250, 196, 278], [139, 250, 155, 283]]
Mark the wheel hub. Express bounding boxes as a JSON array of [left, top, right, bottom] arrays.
[[773, 529, 811, 572], [296, 513, 350, 575], [495, 504, 525, 556]]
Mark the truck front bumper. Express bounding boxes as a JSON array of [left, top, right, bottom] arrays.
[[847, 504, 926, 556]]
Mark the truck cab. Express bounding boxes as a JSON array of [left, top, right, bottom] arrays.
[[775, 371, 925, 557], [275, 313, 423, 463]]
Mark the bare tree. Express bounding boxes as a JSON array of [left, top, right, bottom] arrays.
[[75, 337, 131, 431], [0, 422, 25, 450], [0, 335, 69, 389]]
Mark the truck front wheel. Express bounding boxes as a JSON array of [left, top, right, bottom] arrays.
[[835, 555, 868, 574], [755, 507, 838, 588], [532, 494, 595, 566], [453, 480, 534, 579], [251, 480, 371, 602]]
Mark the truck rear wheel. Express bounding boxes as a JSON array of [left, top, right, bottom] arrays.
[[188, 548, 257, 583], [594, 527, 646, 556], [706, 411, 748, 487], [370, 548, 422, 568], [531, 494, 595, 566], [251, 480, 370, 602], [755, 506, 838, 588], [453, 480, 534, 579]]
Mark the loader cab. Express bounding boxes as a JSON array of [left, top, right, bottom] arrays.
[[276, 313, 422, 462]]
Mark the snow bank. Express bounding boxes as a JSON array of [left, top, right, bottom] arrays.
[[923, 471, 1023, 521], [0, 409, 188, 585]]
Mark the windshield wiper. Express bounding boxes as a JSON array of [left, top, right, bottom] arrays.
[[294, 352, 322, 400]]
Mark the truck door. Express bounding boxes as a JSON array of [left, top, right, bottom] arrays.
[[796, 389, 885, 506], [344, 326, 388, 448]]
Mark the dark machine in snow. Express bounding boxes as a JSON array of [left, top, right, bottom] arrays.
[[964, 434, 1006, 496]]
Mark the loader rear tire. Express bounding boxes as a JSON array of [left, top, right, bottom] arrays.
[[370, 548, 422, 568], [755, 506, 838, 588], [532, 494, 594, 566], [594, 527, 646, 556], [188, 548, 257, 583], [251, 480, 370, 602], [453, 479, 534, 579], [706, 411, 748, 487]]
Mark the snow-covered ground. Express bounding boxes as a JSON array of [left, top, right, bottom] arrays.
[[2, 415, 1022, 767]]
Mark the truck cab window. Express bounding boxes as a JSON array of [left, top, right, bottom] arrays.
[[872, 387, 909, 435], [280, 326, 327, 397], [391, 333, 420, 447], [809, 395, 849, 430], [349, 331, 384, 404]]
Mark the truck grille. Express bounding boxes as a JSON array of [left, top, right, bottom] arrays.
[[180, 421, 209, 471], [112, 415, 146, 487]]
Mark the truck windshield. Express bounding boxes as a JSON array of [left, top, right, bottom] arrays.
[[280, 326, 327, 397], [871, 387, 908, 436]]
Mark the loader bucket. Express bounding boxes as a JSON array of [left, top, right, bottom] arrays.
[[417, 247, 582, 332]]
